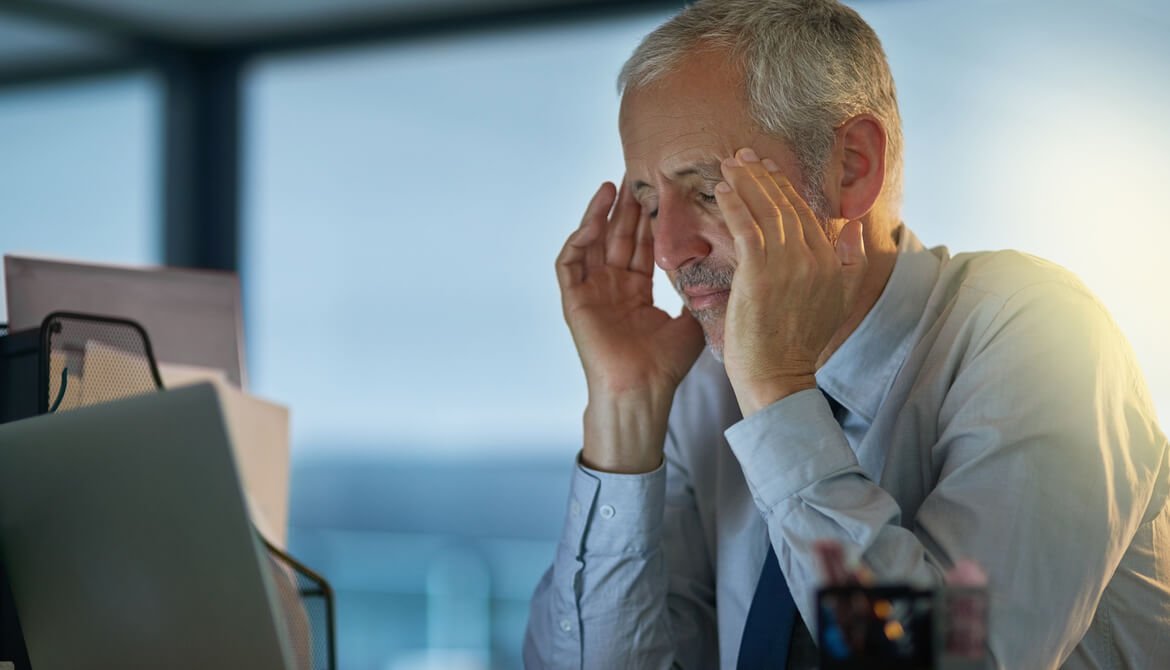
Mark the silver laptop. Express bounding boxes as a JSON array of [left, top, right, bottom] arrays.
[[0, 384, 294, 670]]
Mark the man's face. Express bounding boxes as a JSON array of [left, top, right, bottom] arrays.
[[619, 50, 822, 356]]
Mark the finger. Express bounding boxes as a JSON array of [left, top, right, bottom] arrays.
[[737, 153, 789, 221], [555, 221, 601, 289], [836, 219, 868, 301], [720, 149, 795, 256], [737, 149, 805, 252], [628, 205, 654, 276], [836, 219, 866, 268], [714, 180, 765, 273], [606, 180, 640, 268], [556, 183, 615, 288], [721, 153, 785, 253], [584, 183, 616, 270], [763, 157, 835, 260]]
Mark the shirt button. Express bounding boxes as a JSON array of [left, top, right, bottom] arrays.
[[560, 619, 573, 632], [570, 500, 580, 517], [599, 504, 615, 519]]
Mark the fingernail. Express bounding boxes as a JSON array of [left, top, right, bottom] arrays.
[[723, 156, 740, 168], [739, 148, 759, 162], [761, 158, 780, 172], [715, 181, 731, 193]]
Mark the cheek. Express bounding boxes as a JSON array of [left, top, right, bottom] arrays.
[[703, 216, 738, 265]]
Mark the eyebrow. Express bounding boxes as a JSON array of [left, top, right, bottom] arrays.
[[632, 160, 724, 195]]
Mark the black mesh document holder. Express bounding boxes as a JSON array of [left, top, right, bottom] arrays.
[[37, 312, 164, 414], [0, 311, 336, 670]]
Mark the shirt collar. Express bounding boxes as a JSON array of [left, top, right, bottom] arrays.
[[815, 224, 941, 423]]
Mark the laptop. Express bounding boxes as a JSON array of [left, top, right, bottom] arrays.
[[0, 384, 295, 670]]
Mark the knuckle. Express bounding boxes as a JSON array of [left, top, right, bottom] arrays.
[[734, 231, 764, 254], [733, 227, 759, 245], [818, 263, 839, 283], [792, 252, 817, 278]]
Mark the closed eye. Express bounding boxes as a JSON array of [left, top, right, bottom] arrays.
[[648, 193, 717, 219]]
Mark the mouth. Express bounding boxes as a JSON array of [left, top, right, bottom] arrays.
[[682, 286, 731, 311]]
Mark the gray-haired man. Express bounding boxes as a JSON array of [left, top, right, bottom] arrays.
[[525, 1, 1170, 667]]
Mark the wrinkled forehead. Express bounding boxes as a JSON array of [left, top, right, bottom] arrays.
[[619, 108, 730, 176], [618, 53, 755, 182]]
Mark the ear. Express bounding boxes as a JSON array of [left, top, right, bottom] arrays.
[[833, 114, 886, 220]]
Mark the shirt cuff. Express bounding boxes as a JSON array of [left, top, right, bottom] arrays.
[[559, 453, 666, 556], [724, 388, 859, 515]]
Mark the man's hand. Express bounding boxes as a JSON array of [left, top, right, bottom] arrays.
[[556, 181, 705, 473], [715, 148, 868, 417]]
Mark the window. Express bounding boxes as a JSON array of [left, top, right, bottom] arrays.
[[0, 72, 161, 319], [244, 11, 679, 459], [860, 0, 1169, 423], [244, 12, 676, 669]]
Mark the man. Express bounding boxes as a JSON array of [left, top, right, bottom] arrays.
[[524, 1, 1170, 668]]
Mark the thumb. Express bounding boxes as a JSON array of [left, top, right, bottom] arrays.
[[835, 219, 865, 268], [836, 220, 867, 315], [835, 219, 867, 287]]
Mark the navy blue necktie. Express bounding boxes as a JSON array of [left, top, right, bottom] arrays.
[[736, 543, 796, 669], [737, 390, 842, 669]]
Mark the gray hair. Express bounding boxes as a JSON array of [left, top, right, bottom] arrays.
[[618, 0, 904, 218]]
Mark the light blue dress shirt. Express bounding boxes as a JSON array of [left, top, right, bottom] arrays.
[[524, 226, 1170, 669]]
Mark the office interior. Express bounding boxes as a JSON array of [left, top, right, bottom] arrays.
[[0, 0, 1167, 668]]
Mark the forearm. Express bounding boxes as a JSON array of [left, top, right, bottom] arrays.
[[524, 459, 675, 669], [527, 446, 725, 669], [726, 392, 943, 618], [726, 387, 1149, 669]]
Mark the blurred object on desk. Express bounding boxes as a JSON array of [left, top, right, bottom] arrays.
[[4, 254, 247, 388]]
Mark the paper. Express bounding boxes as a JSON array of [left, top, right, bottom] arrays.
[[161, 365, 291, 549], [218, 383, 291, 549], [45, 342, 156, 412], [4, 254, 247, 389], [78, 340, 159, 408], [156, 361, 229, 389], [47, 351, 84, 412]]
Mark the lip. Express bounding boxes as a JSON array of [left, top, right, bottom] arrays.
[[682, 286, 730, 311]]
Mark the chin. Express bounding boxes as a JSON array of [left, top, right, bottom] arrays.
[[692, 312, 726, 363]]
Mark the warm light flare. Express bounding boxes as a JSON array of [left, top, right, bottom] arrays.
[[884, 620, 905, 641]]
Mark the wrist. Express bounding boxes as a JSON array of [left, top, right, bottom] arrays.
[[581, 387, 674, 474], [733, 373, 817, 418]]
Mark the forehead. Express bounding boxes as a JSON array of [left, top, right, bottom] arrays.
[[618, 50, 756, 178]]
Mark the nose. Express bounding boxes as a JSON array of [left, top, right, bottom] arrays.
[[653, 195, 712, 272]]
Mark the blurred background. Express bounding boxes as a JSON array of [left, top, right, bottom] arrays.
[[0, 0, 1167, 668]]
